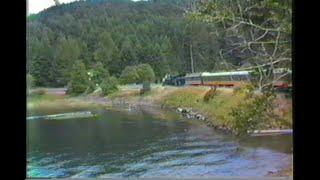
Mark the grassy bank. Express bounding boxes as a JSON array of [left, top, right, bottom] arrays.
[[158, 87, 245, 129], [161, 87, 292, 131], [105, 85, 292, 133]]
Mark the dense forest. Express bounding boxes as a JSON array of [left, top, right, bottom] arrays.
[[27, 0, 291, 88]]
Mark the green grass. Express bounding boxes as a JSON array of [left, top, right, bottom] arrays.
[[159, 86, 292, 130], [159, 87, 246, 127]]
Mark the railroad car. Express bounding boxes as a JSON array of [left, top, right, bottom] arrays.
[[184, 71, 252, 87]]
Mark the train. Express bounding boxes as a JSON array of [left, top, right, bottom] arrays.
[[162, 68, 292, 90]]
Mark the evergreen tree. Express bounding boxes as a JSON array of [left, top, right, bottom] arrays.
[[93, 31, 117, 66], [67, 61, 90, 94]]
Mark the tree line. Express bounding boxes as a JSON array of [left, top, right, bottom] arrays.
[[27, 0, 291, 92]]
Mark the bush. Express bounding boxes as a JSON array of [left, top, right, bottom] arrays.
[[135, 64, 155, 83], [119, 65, 139, 84], [230, 92, 276, 135], [119, 63, 155, 84], [88, 62, 110, 85], [233, 83, 255, 97], [101, 76, 118, 96]]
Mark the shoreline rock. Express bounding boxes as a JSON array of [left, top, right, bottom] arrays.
[[174, 107, 233, 134]]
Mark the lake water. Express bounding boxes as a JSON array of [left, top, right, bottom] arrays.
[[27, 106, 292, 178]]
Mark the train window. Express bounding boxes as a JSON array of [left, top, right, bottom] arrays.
[[210, 76, 216, 81], [243, 75, 248, 81], [215, 76, 221, 81], [221, 76, 227, 81], [189, 76, 200, 81], [224, 76, 231, 81], [222, 76, 228, 81], [240, 75, 244, 81], [232, 75, 239, 81], [209, 76, 214, 81], [238, 75, 243, 81]]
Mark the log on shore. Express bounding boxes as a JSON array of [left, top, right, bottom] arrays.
[[250, 129, 292, 136], [27, 111, 96, 121]]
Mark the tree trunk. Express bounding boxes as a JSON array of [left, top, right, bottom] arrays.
[[190, 42, 194, 73], [140, 81, 151, 95]]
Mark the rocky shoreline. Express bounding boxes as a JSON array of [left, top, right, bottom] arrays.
[[170, 106, 235, 134]]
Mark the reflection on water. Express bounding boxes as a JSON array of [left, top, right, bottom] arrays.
[[27, 107, 292, 178]]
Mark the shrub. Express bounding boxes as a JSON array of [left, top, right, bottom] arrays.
[[101, 76, 119, 96], [233, 83, 255, 98], [230, 92, 276, 135], [88, 62, 110, 85], [135, 64, 155, 83], [119, 63, 155, 85], [119, 65, 139, 84], [120, 64, 155, 94]]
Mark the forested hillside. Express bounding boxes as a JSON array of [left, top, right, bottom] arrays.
[[27, 0, 291, 88]]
